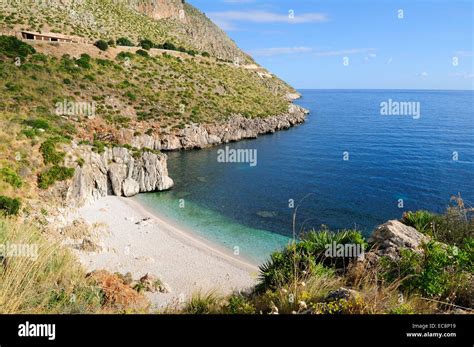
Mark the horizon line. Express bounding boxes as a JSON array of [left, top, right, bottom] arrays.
[[295, 88, 474, 92]]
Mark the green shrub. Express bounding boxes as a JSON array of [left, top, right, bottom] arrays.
[[94, 40, 108, 51], [183, 292, 222, 314], [257, 229, 366, 292], [59, 55, 80, 73], [116, 51, 133, 60], [0, 35, 35, 58], [24, 118, 49, 130], [0, 196, 20, 216], [136, 49, 149, 57], [401, 210, 436, 234], [116, 37, 133, 46], [389, 303, 415, 314], [92, 140, 107, 154], [224, 294, 256, 314], [0, 168, 23, 188], [31, 53, 47, 63], [381, 241, 472, 305], [202, 52, 210, 58], [125, 91, 137, 101], [39, 138, 65, 165], [5, 82, 21, 92], [38, 166, 75, 189], [75, 54, 91, 69], [161, 41, 177, 51], [22, 129, 36, 139], [139, 39, 153, 50], [431, 207, 474, 247]]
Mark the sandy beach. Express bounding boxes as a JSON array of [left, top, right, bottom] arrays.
[[68, 196, 259, 310]]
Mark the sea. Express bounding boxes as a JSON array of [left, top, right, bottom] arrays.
[[136, 89, 474, 264]]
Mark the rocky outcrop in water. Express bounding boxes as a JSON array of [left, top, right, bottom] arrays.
[[66, 145, 173, 206], [116, 104, 309, 151]]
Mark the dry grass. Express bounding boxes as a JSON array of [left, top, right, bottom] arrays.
[[0, 217, 103, 313]]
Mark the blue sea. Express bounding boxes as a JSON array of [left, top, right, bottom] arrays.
[[136, 90, 474, 264]]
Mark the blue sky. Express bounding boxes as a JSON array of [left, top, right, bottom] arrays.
[[188, 0, 473, 90]]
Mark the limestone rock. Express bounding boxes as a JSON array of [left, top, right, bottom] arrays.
[[118, 104, 308, 152], [108, 162, 127, 196], [369, 220, 430, 259], [67, 145, 174, 205], [122, 178, 140, 197]]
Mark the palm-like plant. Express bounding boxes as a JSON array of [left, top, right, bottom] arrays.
[[256, 228, 367, 293]]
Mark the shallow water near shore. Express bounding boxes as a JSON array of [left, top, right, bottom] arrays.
[[136, 89, 474, 263]]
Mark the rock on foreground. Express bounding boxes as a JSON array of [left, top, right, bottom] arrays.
[[368, 220, 431, 259]]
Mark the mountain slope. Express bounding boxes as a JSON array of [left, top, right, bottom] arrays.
[[0, 0, 305, 209], [0, 0, 253, 63]]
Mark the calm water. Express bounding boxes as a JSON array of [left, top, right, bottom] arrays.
[[137, 90, 474, 263]]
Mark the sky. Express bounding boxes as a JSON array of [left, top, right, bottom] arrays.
[[188, 0, 474, 90]]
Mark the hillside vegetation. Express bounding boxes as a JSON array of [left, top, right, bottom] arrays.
[[0, 0, 296, 205], [178, 202, 473, 315], [0, 0, 253, 63]]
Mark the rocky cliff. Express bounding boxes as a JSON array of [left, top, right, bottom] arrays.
[[66, 145, 174, 206], [125, 0, 186, 21], [115, 104, 309, 151]]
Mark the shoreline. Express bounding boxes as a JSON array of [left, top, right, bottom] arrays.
[[70, 196, 258, 310], [126, 196, 260, 270]]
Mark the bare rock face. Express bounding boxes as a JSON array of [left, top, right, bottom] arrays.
[[122, 178, 140, 197], [108, 162, 127, 196], [117, 104, 309, 152], [67, 145, 174, 206], [368, 220, 430, 259], [132, 151, 174, 191], [124, 0, 186, 21]]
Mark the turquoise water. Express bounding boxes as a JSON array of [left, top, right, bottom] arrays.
[[136, 193, 291, 264], [136, 89, 474, 264]]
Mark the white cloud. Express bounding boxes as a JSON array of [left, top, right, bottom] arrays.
[[417, 72, 429, 79], [208, 10, 329, 30], [313, 48, 376, 57], [453, 50, 473, 57], [450, 72, 474, 79], [250, 46, 313, 57]]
